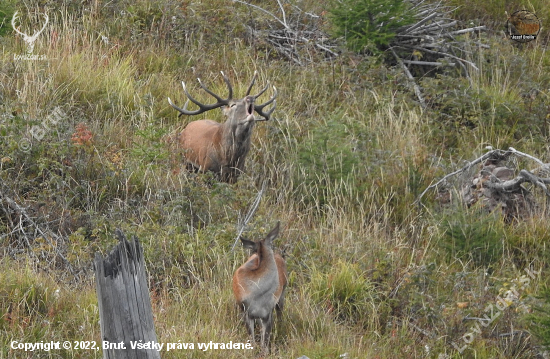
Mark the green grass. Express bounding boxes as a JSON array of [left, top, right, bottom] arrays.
[[1, 0, 550, 358]]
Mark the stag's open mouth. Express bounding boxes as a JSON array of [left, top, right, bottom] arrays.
[[244, 102, 255, 122]]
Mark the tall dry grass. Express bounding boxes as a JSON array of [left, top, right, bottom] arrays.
[[1, 0, 550, 358]]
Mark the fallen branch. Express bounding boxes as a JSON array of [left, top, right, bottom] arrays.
[[508, 146, 545, 166], [401, 59, 456, 66], [484, 169, 550, 198], [389, 0, 487, 82], [390, 47, 426, 108], [447, 26, 486, 35], [237, 0, 338, 65], [400, 45, 480, 70], [233, 0, 290, 31], [402, 12, 439, 34], [0, 182, 76, 275]]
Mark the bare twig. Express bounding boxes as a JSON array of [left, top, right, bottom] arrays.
[[446, 26, 486, 35], [233, 0, 290, 30], [484, 169, 550, 198], [414, 20, 458, 33], [315, 43, 339, 57], [276, 0, 288, 29], [231, 182, 266, 251], [390, 48, 426, 108], [508, 147, 545, 166], [401, 60, 455, 66], [0, 185, 76, 275], [389, 0, 487, 84], [237, 0, 337, 65], [401, 45, 479, 70], [402, 13, 439, 34]]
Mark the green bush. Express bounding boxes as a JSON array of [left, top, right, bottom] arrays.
[[438, 209, 504, 268], [0, 0, 16, 37], [329, 0, 414, 53], [131, 124, 169, 163], [310, 260, 379, 327], [295, 115, 366, 208], [526, 285, 550, 348]]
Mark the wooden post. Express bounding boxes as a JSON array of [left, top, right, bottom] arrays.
[[94, 229, 161, 359]]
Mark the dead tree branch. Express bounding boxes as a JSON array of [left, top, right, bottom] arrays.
[[508, 146, 545, 166], [235, 0, 338, 65], [415, 149, 502, 205], [0, 181, 76, 275], [391, 48, 426, 108], [415, 148, 550, 206], [233, 0, 290, 30], [484, 169, 550, 197], [390, 0, 487, 86]]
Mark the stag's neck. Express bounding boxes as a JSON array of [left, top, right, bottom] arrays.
[[219, 121, 254, 162]]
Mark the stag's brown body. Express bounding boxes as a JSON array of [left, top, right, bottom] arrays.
[[232, 223, 287, 353], [168, 72, 276, 183]]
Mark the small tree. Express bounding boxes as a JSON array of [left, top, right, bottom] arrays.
[[526, 286, 550, 349], [329, 0, 414, 53], [0, 0, 17, 37]]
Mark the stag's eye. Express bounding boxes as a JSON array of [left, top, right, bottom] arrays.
[[230, 104, 236, 108]]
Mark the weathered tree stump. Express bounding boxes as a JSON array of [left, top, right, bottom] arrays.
[[417, 147, 550, 220], [94, 229, 161, 359]]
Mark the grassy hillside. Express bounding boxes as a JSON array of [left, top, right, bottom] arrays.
[[1, 0, 549, 358]]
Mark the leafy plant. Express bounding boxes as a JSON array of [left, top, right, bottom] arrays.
[[438, 209, 504, 268], [329, 0, 414, 53], [131, 124, 169, 163]]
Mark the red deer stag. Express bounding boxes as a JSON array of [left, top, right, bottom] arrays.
[[232, 222, 287, 353], [168, 71, 277, 183]]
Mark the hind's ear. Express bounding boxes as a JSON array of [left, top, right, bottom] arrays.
[[265, 222, 280, 244], [240, 237, 257, 251]]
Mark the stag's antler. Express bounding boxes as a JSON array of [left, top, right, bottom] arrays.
[[168, 71, 277, 120], [11, 11, 49, 53], [168, 71, 233, 117], [253, 85, 277, 121], [246, 71, 277, 121]]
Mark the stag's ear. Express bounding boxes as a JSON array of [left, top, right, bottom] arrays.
[[240, 237, 257, 251], [264, 222, 280, 246]]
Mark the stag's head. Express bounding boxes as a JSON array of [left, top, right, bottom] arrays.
[[222, 95, 255, 138]]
